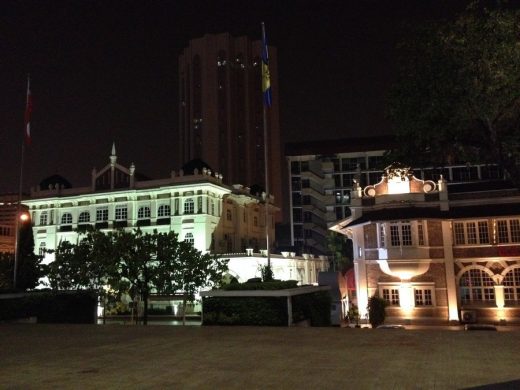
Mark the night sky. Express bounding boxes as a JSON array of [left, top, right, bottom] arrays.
[[1, 0, 469, 193]]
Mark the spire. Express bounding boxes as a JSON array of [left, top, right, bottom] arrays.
[[110, 142, 117, 166]]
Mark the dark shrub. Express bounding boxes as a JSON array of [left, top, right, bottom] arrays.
[[367, 295, 387, 328]]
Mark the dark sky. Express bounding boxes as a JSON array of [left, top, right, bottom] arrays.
[[1, 0, 469, 193]]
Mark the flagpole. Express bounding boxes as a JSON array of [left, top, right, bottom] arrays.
[[261, 22, 271, 271], [14, 74, 30, 289]]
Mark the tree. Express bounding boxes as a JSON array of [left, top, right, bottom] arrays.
[[176, 240, 228, 325], [387, 2, 520, 185], [327, 232, 353, 273]]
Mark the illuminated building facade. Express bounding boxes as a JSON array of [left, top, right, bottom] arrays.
[[23, 146, 327, 284], [178, 33, 282, 219], [330, 163, 520, 324]]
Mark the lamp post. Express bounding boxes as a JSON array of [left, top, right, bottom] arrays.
[[13, 210, 30, 289]]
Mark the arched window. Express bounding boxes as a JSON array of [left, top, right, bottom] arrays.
[[78, 211, 90, 223], [504, 267, 520, 303], [184, 198, 194, 214], [184, 232, 194, 245], [157, 204, 171, 217], [138, 206, 151, 219], [459, 268, 495, 304], [226, 209, 232, 221], [61, 213, 73, 224], [39, 211, 48, 226], [39, 242, 46, 256]]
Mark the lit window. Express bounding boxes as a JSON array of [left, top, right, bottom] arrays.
[[39, 242, 46, 256], [158, 204, 171, 217], [96, 207, 108, 221], [61, 213, 73, 225], [414, 289, 433, 306], [382, 288, 400, 305], [138, 206, 151, 219], [78, 211, 90, 223], [453, 221, 490, 245], [496, 219, 520, 244], [504, 267, 520, 302], [459, 268, 495, 304], [184, 232, 194, 245], [115, 205, 128, 221], [417, 223, 425, 246], [497, 220, 509, 243], [389, 222, 412, 247], [184, 198, 194, 214], [39, 211, 48, 226]]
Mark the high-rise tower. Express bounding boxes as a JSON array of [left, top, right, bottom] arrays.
[[178, 33, 282, 217]]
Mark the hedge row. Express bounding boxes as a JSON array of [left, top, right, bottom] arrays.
[[221, 280, 299, 291], [0, 291, 98, 324], [202, 290, 331, 326]]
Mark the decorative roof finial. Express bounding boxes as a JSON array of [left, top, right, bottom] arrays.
[[110, 142, 117, 166]]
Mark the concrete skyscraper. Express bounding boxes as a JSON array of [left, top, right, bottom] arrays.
[[178, 33, 282, 218]]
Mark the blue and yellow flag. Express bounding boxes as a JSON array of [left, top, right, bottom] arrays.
[[261, 22, 272, 108]]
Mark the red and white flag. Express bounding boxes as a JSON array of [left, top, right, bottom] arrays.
[[24, 76, 32, 145]]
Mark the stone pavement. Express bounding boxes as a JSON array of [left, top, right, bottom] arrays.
[[1, 324, 519, 389]]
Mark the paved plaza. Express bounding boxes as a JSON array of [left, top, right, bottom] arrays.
[[1, 324, 519, 389]]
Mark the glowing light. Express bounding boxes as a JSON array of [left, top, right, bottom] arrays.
[[19, 213, 30, 222], [399, 283, 414, 315]]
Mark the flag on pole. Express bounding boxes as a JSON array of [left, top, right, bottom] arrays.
[[24, 76, 32, 145], [261, 22, 272, 108]]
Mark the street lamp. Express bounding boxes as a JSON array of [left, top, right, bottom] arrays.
[[13, 211, 31, 289]]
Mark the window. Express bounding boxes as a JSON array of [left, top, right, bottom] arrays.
[[379, 223, 385, 247], [78, 211, 90, 223], [226, 209, 232, 221], [39, 242, 46, 256], [39, 211, 48, 226], [414, 289, 433, 306], [459, 269, 495, 304], [497, 219, 520, 244], [138, 206, 150, 219], [184, 232, 194, 245], [157, 204, 171, 217], [253, 216, 258, 227], [417, 223, 425, 246], [96, 208, 108, 221], [454, 221, 490, 245], [184, 198, 194, 214], [61, 213, 73, 225], [115, 205, 128, 221], [389, 222, 412, 247], [211, 201, 215, 216], [504, 268, 520, 303], [382, 288, 400, 305], [478, 221, 490, 244]]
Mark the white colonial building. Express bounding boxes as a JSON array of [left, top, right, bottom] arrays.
[[24, 145, 328, 284]]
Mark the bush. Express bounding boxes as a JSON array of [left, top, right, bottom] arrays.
[[203, 289, 331, 326], [367, 295, 387, 328], [0, 291, 97, 323]]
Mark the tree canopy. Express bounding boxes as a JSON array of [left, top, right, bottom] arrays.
[[387, 2, 520, 185], [47, 228, 228, 325]]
